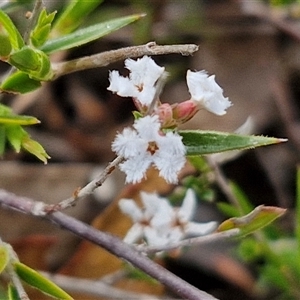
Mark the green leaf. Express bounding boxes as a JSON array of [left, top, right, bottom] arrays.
[[14, 262, 73, 300], [0, 115, 39, 126], [0, 103, 39, 125], [0, 10, 24, 50], [0, 125, 6, 155], [217, 205, 286, 237], [0, 71, 42, 94], [0, 244, 9, 274], [41, 14, 144, 54], [8, 47, 52, 81], [0, 34, 12, 57], [0, 104, 49, 162], [7, 284, 21, 300], [6, 125, 24, 152], [30, 8, 57, 47], [52, 0, 103, 35], [21, 134, 50, 164], [179, 130, 287, 156], [9, 46, 39, 71]]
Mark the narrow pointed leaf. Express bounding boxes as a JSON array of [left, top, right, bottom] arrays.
[[217, 205, 286, 237], [0, 10, 24, 50], [0, 115, 39, 125], [7, 284, 21, 300], [14, 262, 73, 300], [41, 14, 144, 54], [0, 244, 9, 274], [179, 130, 287, 156], [0, 104, 39, 125], [21, 135, 50, 164], [52, 0, 104, 35]]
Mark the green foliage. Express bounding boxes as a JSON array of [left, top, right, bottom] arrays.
[[14, 262, 73, 299], [0, 240, 72, 300], [184, 156, 215, 202], [7, 284, 21, 300], [217, 171, 300, 299], [0, 71, 41, 93], [40, 14, 144, 54], [8, 46, 52, 80], [0, 5, 143, 93], [217, 181, 254, 217], [269, 0, 299, 6], [0, 1, 143, 162], [0, 245, 9, 274], [52, 0, 104, 35], [0, 34, 12, 57], [0, 104, 49, 163], [0, 9, 24, 51], [180, 130, 286, 156], [30, 8, 57, 47], [218, 205, 286, 237]]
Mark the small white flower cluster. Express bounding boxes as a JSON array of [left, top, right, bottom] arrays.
[[108, 56, 231, 184], [112, 115, 186, 184], [119, 189, 217, 248]]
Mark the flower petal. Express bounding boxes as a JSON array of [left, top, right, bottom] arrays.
[[123, 224, 144, 244], [187, 70, 232, 115], [185, 221, 218, 236], [107, 71, 137, 98], [119, 156, 152, 183], [178, 189, 196, 222], [118, 199, 143, 221]]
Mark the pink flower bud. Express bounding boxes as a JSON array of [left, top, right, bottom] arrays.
[[172, 100, 199, 124], [155, 103, 177, 128]]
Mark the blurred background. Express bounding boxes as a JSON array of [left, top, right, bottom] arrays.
[[1, 0, 300, 299]]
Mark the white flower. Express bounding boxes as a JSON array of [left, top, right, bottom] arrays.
[[112, 115, 186, 184], [186, 70, 232, 115], [119, 189, 218, 248], [107, 56, 165, 107]]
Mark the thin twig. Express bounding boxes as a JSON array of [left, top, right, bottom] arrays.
[[52, 42, 199, 79], [43, 155, 124, 212], [136, 229, 240, 254], [0, 189, 218, 300], [23, 0, 43, 44]]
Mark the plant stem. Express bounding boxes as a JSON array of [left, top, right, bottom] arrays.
[[44, 155, 124, 212], [0, 189, 217, 300], [136, 229, 240, 254], [52, 42, 199, 79]]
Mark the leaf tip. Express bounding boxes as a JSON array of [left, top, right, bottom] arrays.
[[278, 138, 288, 143]]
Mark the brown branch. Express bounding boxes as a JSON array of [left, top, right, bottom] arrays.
[[43, 155, 124, 212], [0, 189, 218, 300], [52, 42, 199, 79]]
